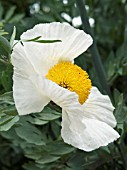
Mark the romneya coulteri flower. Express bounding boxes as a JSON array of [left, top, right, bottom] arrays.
[[11, 22, 119, 151]]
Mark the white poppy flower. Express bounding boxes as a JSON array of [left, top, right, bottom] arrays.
[[11, 22, 119, 152]]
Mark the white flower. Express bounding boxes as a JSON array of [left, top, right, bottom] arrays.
[[11, 22, 119, 152]]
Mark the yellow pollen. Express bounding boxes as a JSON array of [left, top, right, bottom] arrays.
[[46, 62, 92, 104]]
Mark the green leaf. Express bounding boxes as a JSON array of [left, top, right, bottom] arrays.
[[0, 36, 11, 54], [28, 107, 61, 125], [29, 118, 48, 125], [113, 89, 121, 106], [10, 26, 16, 47], [0, 91, 13, 104], [114, 92, 127, 133], [34, 39, 62, 43], [0, 30, 8, 36], [0, 115, 14, 125], [9, 13, 25, 23], [23, 36, 62, 43], [36, 154, 60, 164], [0, 115, 19, 131], [45, 140, 75, 155], [67, 151, 86, 170], [39, 108, 61, 121], [15, 120, 45, 145], [23, 162, 43, 170], [1, 66, 13, 91], [5, 6, 16, 21], [106, 51, 115, 79], [118, 68, 123, 75], [0, 127, 23, 143], [24, 36, 42, 42], [2, 105, 18, 116], [0, 3, 4, 20]]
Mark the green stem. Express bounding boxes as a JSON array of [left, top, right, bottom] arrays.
[[0, 58, 10, 66], [75, 0, 111, 98], [114, 141, 127, 170]]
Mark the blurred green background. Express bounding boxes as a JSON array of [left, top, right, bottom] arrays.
[[0, 0, 127, 169]]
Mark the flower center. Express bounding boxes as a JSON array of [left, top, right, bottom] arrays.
[[46, 62, 92, 104]]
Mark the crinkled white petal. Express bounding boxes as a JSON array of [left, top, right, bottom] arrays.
[[11, 42, 36, 76], [61, 111, 120, 152], [11, 43, 50, 115], [33, 77, 119, 151], [82, 87, 116, 128], [13, 74, 50, 115], [20, 22, 93, 75]]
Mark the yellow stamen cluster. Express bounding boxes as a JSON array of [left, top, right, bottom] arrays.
[[46, 62, 92, 104]]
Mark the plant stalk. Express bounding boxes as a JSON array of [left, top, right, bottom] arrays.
[[114, 141, 127, 170], [75, 0, 111, 98], [76, 0, 127, 168]]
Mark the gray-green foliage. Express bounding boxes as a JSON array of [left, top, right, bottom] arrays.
[[0, 0, 127, 170]]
